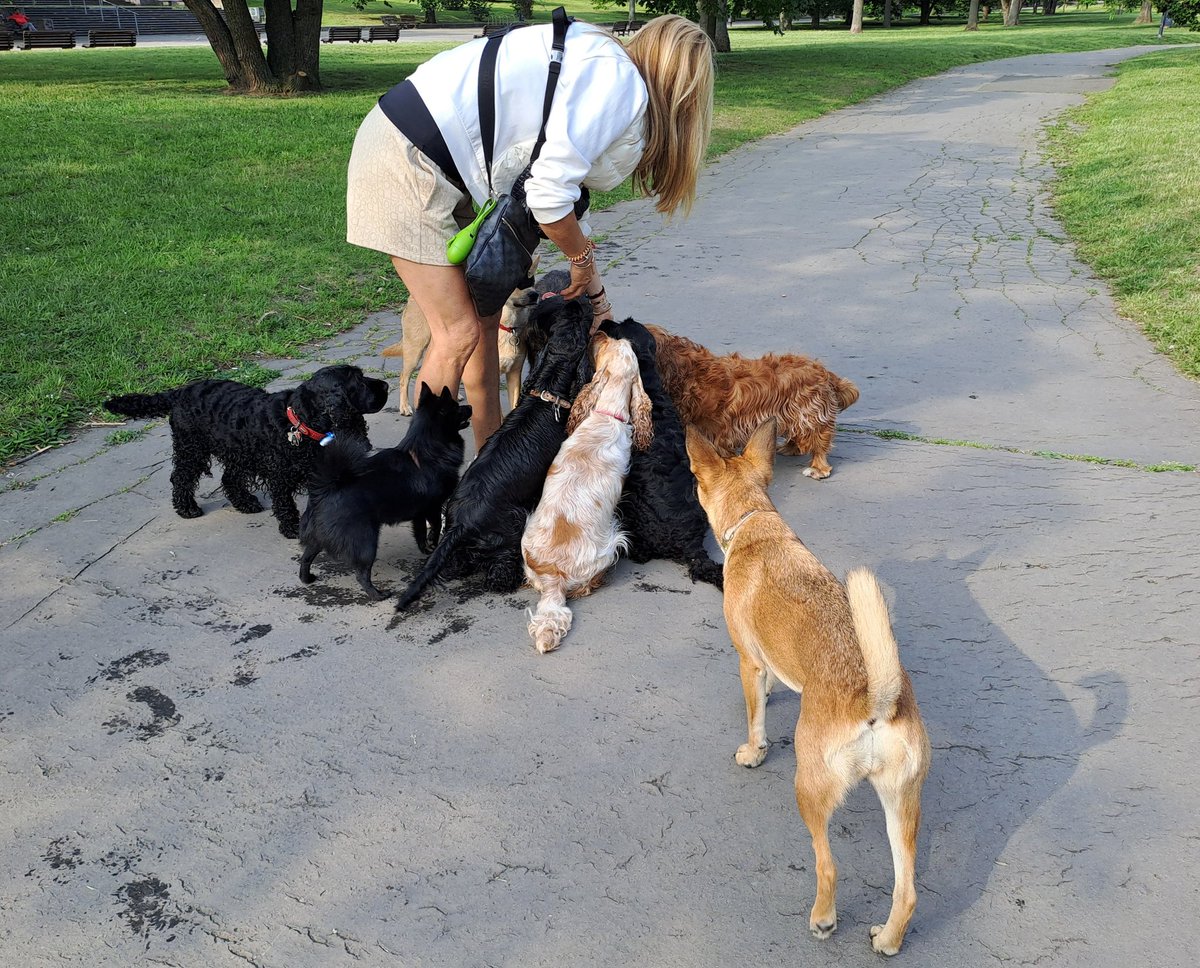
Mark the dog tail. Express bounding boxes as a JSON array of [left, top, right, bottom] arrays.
[[527, 577, 573, 654], [394, 525, 463, 611], [103, 390, 177, 420], [380, 341, 404, 358], [308, 438, 370, 497], [834, 376, 860, 412], [846, 567, 904, 723]]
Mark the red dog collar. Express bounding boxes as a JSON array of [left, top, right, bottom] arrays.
[[498, 322, 515, 334], [595, 408, 626, 423], [286, 406, 335, 447]]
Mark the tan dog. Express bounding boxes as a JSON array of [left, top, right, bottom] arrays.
[[382, 257, 540, 416], [648, 323, 859, 479], [686, 420, 931, 956]]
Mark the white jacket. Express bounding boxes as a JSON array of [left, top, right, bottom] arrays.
[[408, 22, 648, 226]]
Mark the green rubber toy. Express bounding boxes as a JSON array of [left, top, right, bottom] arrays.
[[446, 197, 497, 264]]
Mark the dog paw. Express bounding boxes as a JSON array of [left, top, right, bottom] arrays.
[[870, 925, 900, 956], [809, 916, 837, 940], [299, 572, 316, 585], [278, 523, 300, 540], [735, 742, 767, 768], [175, 504, 203, 519], [801, 466, 831, 480], [231, 497, 264, 514]]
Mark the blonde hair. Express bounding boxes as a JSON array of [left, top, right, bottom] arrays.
[[625, 15, 715, 218]]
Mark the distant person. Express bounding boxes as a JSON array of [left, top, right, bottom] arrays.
[[6, 9, 34, 31]]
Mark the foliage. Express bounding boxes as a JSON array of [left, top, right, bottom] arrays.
[[1168, 0, 1200, 27], [468, 0, 493, 17]]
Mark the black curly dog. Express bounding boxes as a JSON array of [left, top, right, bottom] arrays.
[[104, 365, 389, 538], [600, 317, 723, 589], [298, 384, 472, 602], [394, 295, 594, 610]]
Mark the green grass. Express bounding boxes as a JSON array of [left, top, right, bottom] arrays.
[[1, 11, 1197, 465], [1046, 48, 1200, 379]]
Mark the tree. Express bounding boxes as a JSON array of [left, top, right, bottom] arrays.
[[183, 0, 324, 93], [965, 0, 981, 28], [1170, 0, 1200, 26], [698, 0, 731, 50], [850, 0, 864, 32]]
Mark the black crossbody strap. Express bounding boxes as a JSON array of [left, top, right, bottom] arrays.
[[477, 6, 571, 198]]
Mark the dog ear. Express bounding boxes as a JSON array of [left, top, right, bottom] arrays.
[[417, 382, 435, 408], [631, 371, 654, 452], [685, 426, 722, 478], [567, 370, 604, 434], [742, 419, 778, 482]]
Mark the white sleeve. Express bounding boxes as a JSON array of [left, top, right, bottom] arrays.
[[524, 53, 648, 225]]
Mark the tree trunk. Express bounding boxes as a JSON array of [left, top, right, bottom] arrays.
[[850, 0, 864, 32], [966, 0, 981, 27], [699, 0, 730, 50], [883, 0, 893, 27], [919, 0, 933, 23], [1004, 0, 1021, 25], [182, 0, 322, 93], [1133, 0, 1153, 22], [811, 0, 821, 27]]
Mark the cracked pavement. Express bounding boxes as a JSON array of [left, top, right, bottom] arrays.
[[2, 47, 1199, 967]]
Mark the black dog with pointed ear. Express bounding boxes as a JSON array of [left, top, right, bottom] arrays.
[[298, 383, 472, 601], [600, 317, 723, 589], [395, 296, 595, 610], [104, 364, 389, 538]]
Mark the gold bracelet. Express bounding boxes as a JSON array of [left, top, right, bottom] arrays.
[[566, 239, 596, 265]]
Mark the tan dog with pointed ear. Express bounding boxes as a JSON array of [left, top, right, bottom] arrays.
[[384, 255, 540, 416], [686, 420, 931, 956]]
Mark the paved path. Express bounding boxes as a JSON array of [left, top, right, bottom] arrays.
[[3, 47, 1198, 968]]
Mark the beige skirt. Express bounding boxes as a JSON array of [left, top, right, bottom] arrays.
[[346, 104, 476, 265]]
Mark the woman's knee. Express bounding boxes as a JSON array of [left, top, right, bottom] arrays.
[[433, 318, 483, 362]]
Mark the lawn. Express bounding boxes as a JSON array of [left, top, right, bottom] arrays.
[[1046, 49, 1200, 379], [1, 10, 1197, 465]]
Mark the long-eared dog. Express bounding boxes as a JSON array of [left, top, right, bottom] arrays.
[[687, 420, 931, 956], [104, 365, 389, 538], [600, 317, 723, 589], [521, 332, 653, 653], [648, 324, 859, 480], [382, 255, 540, 416], [394, 295, 594, 609], [298, 384, 472, 601]]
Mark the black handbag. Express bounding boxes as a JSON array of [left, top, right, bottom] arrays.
[[462, 7, 578, 318]]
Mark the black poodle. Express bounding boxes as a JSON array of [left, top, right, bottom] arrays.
[[395, 295, 594, 609], [600, 318, 723, 589], [104, 365, 389, 538]]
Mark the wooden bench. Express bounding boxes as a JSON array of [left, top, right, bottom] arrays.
[[0, 32, 13, 51], [475, 20, 518, 38], [366, 24, 400, 41], [87, 28, 136, 47], [23, 29, 76, 49], [323, 26, 362, 43]]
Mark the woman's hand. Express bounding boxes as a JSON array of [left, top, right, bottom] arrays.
[[560, 260, 594, 300]]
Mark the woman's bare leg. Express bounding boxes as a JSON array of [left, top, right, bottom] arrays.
[[390, 256, 501, 448]]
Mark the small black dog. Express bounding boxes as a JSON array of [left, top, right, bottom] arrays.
[[104, 365, 389, 538], [394, 295, 594, 609], [298, 383, 471, 601], [600, 318, 723, 589]]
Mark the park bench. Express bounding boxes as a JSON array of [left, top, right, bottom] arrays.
[[323, 26, 362, 42], [0, 32, 13, 51], [611, 19, 644, 36], [475, 20, 517, 38], [381, 14, 418, 27], [366, 24, 400, 41], [23, 29, 76, 49], [87, 28, 137, 47]]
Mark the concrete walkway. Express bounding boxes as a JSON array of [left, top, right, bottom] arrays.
[[3, 47, 1198, 967]]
